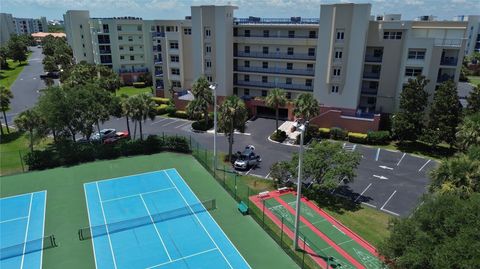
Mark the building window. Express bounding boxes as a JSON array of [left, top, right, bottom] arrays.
[[286, 92, 291, 99], [383, 31, 402, 40], [307, 64, 313, 70], [137, 25, 142, 31], [205, 28, 211, 37], [262, 90, 267, 97], [405, 67, 422, 76], [408, 49, 426, 60], [171, 55, 179, 62], [286, 78, 292, 84], [306, 79, 312, 87], [263, 47, 269, 54], [288, 30, 295, 38], [128, 36, 133, 42], [244, 30, 250, 37], [129, 46, 133, 51], [102, 24, 109, 33], [184, 28, 192, 35], [309, 31, 317, 38], [172, 81, 181, 87], [262, 76, 268, 83], [244, 46, 250, 53], [233, 88, 238, 95], [118, 36, 123, 40], [308, 48, 315, 56], [170, 42, 179, 49], [80, 24, 83, 29], [120, 55, 124, 60], [244, 75, 250, 82], [335, 49, 343, 59], [117, 25, 122, 31], [130, 55, 135, 61], [287, 47, 294, 55], [331, 85, 339, 93], [287, 63, 293, 70], [263, 30, 269, 37], [205, 60, 211, 68], [333, 68, 341, 76], [97, 34, 110, 44], [244, 88, 250, 95], [336, 30, 345, 40], [206, 45, 211, 53], [244, 61, 250, 68], [171, 68, 180, 75], [207, 76, 213, 82], [262, 62, 268, 69]]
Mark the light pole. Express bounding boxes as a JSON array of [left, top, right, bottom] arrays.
[[293, 120, 308, 249], [209, 83, 218, 173]]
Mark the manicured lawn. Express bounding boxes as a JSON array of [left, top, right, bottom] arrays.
[[377, 140, 455, 161], [0, 59, 28, 88], [116, 86, 152, 96], [468, 75, 480, 87]]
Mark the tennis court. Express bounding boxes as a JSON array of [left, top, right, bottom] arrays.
[[0, 191, 49, 269], [83, 168, 251, 269]]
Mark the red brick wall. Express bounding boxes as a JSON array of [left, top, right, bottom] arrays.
[[155, 90, 165, 98], [309, 109, 380, 133]]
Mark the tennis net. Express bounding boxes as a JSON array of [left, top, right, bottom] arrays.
[[0, 235, 57, 260], [78, 199, 216, 240]]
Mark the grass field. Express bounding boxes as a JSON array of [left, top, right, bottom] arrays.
[[0, 56, 30, 88], [468, 75, 480, 87], [379, 140, 454, 161], [0, 153, 299, 269], [116, 86, 152, 97]]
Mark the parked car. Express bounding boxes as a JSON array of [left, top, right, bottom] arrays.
[[39, 71, 60, 79], [234, 145, 261, 170], [91, 129, 116, 141], [104, 131, 130, 144]]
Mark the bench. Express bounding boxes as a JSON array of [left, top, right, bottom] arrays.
[[238, 201, 249, 215], [257, 191, 270, 198], [277, 187, 289, 193]]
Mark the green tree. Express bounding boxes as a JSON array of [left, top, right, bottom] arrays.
[[188, 77, 213, 127], [7, 34, 28, 63], [379, 193, 480, 269], [424, 80, 462, 147], [42, 56, 57, 72], [456, 112, 480, 151], [0, 85, 14, 134], [217, 96, 248, 162], [293, 93, 319, 121], [63, 63, 120, 93], [119, 94, 133, 138], [265, 88, 287, 131], [14, 109, 42, 153], [0, 46, 8, 69], [466, 84, 480, 115], [129, 94, 156, 140], [392, 76, 429, 142]]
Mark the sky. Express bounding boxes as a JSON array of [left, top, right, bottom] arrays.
[[2, 0, 480, 21]]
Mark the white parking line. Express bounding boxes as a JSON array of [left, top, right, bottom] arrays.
[[265, 172, 271, 179], [396, 153, 406, 166], [362, 202, 377, 208], [245, 167, 254, 175], [381, 208, 400, 216], [418, 159, 431, 172], [380, 190, 397, 210], [352, 144, 357, 151], [375, 148, 380, 161], [150, 118, 168, 125], [354, 183, 372, 202], [161, 119, 180, 127], [174, 121, 191, 128]]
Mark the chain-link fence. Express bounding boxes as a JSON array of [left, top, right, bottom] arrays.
[[0, 149, 28, 176]]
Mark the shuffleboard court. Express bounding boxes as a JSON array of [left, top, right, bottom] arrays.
[[83, 169, 251, 269], [0, 191, 48, 269]]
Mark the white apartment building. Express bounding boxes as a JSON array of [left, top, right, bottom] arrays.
[[64, 4, 471, 130], [0, 13, 48, 45], [0, 13, 15, 45], [453, 15, 480, 56]]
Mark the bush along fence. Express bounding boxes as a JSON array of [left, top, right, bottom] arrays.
[[190, 139, 323, 269], [297, 126, 391, 146]]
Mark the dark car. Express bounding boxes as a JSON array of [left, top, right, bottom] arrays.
[[40, 71, 60, 79]]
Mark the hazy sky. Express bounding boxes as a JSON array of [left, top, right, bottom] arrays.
[[2, 0, 479, 21]]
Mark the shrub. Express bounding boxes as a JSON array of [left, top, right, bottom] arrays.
[[318, 128, 331, 138], [24, 149, 58, 170], [191, 119, 213, 131], [173, 110, 188, 119], [164, 136, 190, 153], [348, 132, 368, 144], [166, 106, 177, 116], [330, 127, 347, 140], [151, 97, 170, 105], [270, 130, 287, 143], [155, 104, 169, 115], [132, 82, 145, 88], [367, 131, 391, 145]]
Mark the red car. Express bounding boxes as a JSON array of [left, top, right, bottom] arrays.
[[103, 131, 130, 144]]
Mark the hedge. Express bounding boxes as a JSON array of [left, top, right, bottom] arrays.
[[155, 104, 170, 115], [367, 131, 391, 145], [270, 130, 287, 143], [319, 128, 330, 138], [133, 82, 146, 88], [151, 97, 170, 105], [173, 110, 188, 119], [330, 127, 347, 140], [24, 135, 191, 171], [191, 119, 213, 131], [348, 132, 368, 144]]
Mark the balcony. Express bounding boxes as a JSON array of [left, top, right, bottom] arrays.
[[154, 59, 162, 65], [234, 80, 313, 91], [99, 50, 111, 54], [235, 33, 316, 39], [440, 57, 458, 66], [152, 32, 165, 38], [234, 66, 315, 76], [363, 72, 381, 79], [118, 67, 149, 74], [364, 55, 383, 63], [437, 74, 454, 83], [234, 51, 315, 61], [155, 71, 163, 77], [361, 87, 378, 95], [434, 38, 463, 47], [234, 17, 319, 25]]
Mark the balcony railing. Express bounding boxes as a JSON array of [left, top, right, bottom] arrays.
[[234, 51, 315, 60], [434, 38, 463, 47], [440, 57, 458, 66], [234, 80, 313, 91], [152, 32, 165, 38], [235, 33, 317, 39], [154, 59, 162, 64], [364, 55, 383, 63], [234, 66, 315, 76], [437, 74, 455, 83], [363, 72, 381, 79], [118, 67, 149, 74], [99, 50, 111, 54], [361, 87, 378, 95], [234, 17, 319, 25], [155, 71, 163, 77]]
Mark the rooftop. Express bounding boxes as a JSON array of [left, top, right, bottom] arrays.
[[234, 17, 319, 25]]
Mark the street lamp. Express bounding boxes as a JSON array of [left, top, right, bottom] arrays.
[[209, 83, 218, 174], [293, 120, 308, 249]]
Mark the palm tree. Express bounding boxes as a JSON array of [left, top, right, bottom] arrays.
[[120, 94, 133, 138], [456, 112, 480, 151], [14, 109, 41, 153], [265, 88, 287, 131], [0, 85, 14, 134], [130, 94, 156, 140], [293, 93, 319, 121], [218, 96, 248, 162], [190, 76, 213, 126]]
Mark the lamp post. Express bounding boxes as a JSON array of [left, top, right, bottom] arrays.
[[293, 120, 308, 249], [209, 83, 218, 173]]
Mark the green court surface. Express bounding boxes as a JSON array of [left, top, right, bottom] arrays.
[[264, 198, 356, 269], [0, 153, 298, 269], [279, 194, 385, 269]]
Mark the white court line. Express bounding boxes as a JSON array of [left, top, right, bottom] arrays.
[[0, 216, 28, 224], [147, 248, 217, 269], [19, 193, 33, 269], [166, 169, 252, 269], [300, 219, 327, 228], [333, 225, 345, 235], [174, 121, 191, 128], [163, 171, 234, 269], [139, 194, 172, 261], [88, 170, 169, 185], [84, 185, 99, 269], [39, 191, 47, 269], [101, 187, 176, 203], [396, 153, 406, 166], [381, 208, 400, 217], [375, 148, 380, 161], [380, 190, 397, 210], [161, 119, 180, 127], [354, 183, 372, 202], [418, 159, 431, 172], [95, 182, 118, 269], [150, 118, 169, 125]]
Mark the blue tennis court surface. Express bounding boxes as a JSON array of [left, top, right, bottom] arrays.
[[84, 169, 251, 269], [0, 191, 47, 269]]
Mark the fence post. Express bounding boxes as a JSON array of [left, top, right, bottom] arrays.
[[234, 174, 237, 201], [19, 150, 25, 172], [189, 135, 192, 149]]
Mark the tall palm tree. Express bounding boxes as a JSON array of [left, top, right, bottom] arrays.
[[265, 88, 287, 131], [130, 94, 156, 140], [14, 109, 41, 153], [456, 112, 480, 151], [218, 96, 248, 162], [120, 94, 133, 138], [293, 93, 319, 121], [0, 85, 14, 134], [190, 76, 213, 126]]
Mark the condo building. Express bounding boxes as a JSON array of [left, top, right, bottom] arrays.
[[64, 4, 471, 131], [0, 13, 48, 44]]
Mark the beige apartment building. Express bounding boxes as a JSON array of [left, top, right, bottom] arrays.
[[64, 3, 471, 131]]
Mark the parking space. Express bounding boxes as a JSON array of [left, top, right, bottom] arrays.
[[337, 143, 435, 217], [150, 116, 193, 130]]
